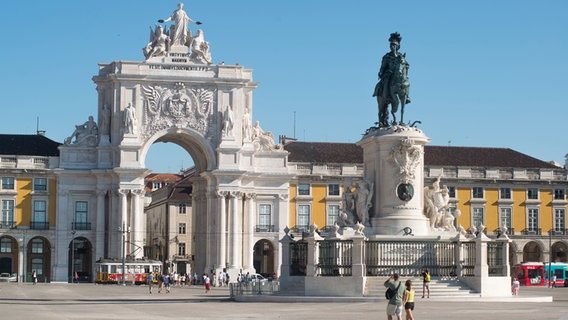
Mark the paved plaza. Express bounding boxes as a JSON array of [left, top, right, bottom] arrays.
[[0, 282, 567, 320]]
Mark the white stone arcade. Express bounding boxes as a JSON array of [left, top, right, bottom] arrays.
[[53, 13, 290, 282]]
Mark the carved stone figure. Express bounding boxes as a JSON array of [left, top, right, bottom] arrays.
[[158, 3, 201, 47], [252, 121, 276, 151], [190, 29, 212, 64], [64, 116, 98, 146], [222, 105, 234, 137], [339, 182, 356, 226], [354, 179, 373, 226], [242, 105, 252, 142], [390, 138, 422, 184], [124, 103, 137, 134], [423, 176, 453, 230], [143, 25, 170, 59], [99, 103, 111, 135], [373, 32, 411, 127]]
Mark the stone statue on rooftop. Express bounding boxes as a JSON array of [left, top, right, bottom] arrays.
[[143, 25, 170, 59], [158, 2, 202, 47], [373, 32, 411, 127]]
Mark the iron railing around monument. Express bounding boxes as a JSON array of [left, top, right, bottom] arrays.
[[289, 240, 307, 276], [487, 241, 506, 276], [365, 240, 466, 277], [461, 241, 476, 277], [317, 240, 352, 276]]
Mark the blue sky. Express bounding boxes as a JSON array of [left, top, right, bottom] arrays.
[[1, 1, 566, 173]]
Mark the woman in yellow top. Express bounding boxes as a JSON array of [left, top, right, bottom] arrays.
[[402, 279, 415, 320]]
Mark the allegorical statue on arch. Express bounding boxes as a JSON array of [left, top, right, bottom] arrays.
[[143, 3, 211, 64]]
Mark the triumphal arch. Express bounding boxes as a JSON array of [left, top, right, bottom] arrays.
[[53, 4, 290, 282]]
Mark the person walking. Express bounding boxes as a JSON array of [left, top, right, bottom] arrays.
[[512, 277, 520, 295], [147, 272, 154, 294], [384, 274, 405, 320], [204, 274, 211, 293], [402, 279, 415, 320], [421, 268, 430, 298], [32, 271, 37, 285]]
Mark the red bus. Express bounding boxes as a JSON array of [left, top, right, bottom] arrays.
[[513, 262, 544, 286]]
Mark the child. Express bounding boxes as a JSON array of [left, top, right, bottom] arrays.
[[512, 277, 520, 295], [402, 279, 415, 320]]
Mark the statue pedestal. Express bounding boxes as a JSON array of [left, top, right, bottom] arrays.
[[357, 125, 430, 236]]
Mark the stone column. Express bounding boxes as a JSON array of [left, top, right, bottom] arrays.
[[118, 189, 129, 259], [131, 189, 145, 259], [217, 191, 227, 269], [350, 235, 366, 277], [95, 190, 106, 261], [304, 228, 323, 277], [474, 233, 490, 278], [243, 193, 255, 271], [229, 192, 242, 270]]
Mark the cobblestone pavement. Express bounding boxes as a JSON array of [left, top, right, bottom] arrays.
[[0, 282, 567, 320]]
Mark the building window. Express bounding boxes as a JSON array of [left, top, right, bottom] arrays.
[[33, 178, 48, 191], [33, 200, 47, 222], [297, 205, 310, 230], [328, 184, 340, 196], [298, 184, 310, 196], [177, 243, 186, 256], [472, 187, 484, 199], [0, 238, 12, 253], [152, 182, 162, 190], [74, 201, 88, 229], [31, 238, 44, 254], [259, 204, 272, 229], [448, 186, 456, 198], [179, 204, 186, 214], [554, 208, 565, 232], [554, 189, 565, 200], [527, 188, 539, 200], [178, 223, 186, 235], [1, 177, 14, 190], [31, 258, 43, 276], [472, 207, 484, 227], [499, 207, 512, 232], [1, 199, 14, 228], [528, 208, 539, 232], [500, 188, 511, 199], [327, 205, 340, 227]]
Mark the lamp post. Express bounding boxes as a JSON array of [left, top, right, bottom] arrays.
[[71, 230, 76, 283], [120, 222, 126, 286], [549, 227, 552, 287]]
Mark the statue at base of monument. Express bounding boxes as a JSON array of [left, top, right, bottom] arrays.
[[373, 32, 411, 128]]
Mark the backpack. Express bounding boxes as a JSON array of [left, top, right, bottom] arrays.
[[425, 272, 430, 282], [385, 281, 402, 300]]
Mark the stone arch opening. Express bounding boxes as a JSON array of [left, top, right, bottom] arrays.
[[0, 236, 18, 274], [253, 239, 275, 277], [141, 128, 216, 173], [523, 241, 543, 262], [69, 237, 93, 283], [27, 236, 51, 283], [552, 241, 568, 263]]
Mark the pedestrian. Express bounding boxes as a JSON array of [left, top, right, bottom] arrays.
[[158, 273, 164, 293], [164, 274, 171, 293], [32, 271, 37, 285], [147, 272, 154, 294], [420, 268, 430, 298], [204, 274, 211, 293], [402, 279, 415, 320], [384, 274, 405, 320], [74, 272, 79, 284], [512, 277, 520, 295], [552, 274, 557, 288]]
